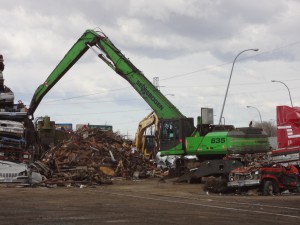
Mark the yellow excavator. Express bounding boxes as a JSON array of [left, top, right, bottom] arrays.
[[135, 111, 159, 159]]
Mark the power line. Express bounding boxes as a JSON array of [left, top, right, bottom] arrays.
[[43, 87, 129, 103], [163, 78, 300, 88], [38, 82, 298, 105], [41, 108, 150, 117], [160, 40, 300, 81], [32, 40, 300, 104], [42, 98, 142, 105]]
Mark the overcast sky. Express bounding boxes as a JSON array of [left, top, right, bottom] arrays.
[[1, 0, 299, 138]]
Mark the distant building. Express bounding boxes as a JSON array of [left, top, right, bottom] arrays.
[[55, 123, 73, 132]]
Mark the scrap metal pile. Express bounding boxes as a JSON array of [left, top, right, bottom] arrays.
[[34, 128, 156, 187]]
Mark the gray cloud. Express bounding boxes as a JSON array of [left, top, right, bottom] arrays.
[[0, 0, 299, 136]]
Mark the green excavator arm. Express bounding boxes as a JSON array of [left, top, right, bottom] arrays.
[[28, 29, 184, 120]]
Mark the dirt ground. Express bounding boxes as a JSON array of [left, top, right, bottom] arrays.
[[0, 178, 300, 225]]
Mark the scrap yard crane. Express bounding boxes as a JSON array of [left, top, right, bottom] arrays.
[[27, 29, 270, 180]]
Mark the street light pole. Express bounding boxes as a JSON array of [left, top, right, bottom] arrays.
[[219, 48, 259, 125], [247, 105, 263, 124], [271, 80, 293, 107]]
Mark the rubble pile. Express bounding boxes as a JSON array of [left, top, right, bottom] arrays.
[[34, 128, 156, 186], [203, 176, 228, 193], [239, 152, 272, 167]]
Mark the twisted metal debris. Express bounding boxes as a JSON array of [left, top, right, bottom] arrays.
[[34, 128, 156, 187]]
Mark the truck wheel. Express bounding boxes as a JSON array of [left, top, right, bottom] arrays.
[[263, 180, 278, 196]]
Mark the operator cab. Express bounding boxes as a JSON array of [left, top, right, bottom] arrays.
[[159, 118, 194, 151]]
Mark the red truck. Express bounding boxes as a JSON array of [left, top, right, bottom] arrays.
[[227, 163, 299, 195], [227, 106, 300, 195]]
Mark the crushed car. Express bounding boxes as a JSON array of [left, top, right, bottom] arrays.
[[227, 163, 300, 195], [0, 120, 31, 163], [0, 160, 42, 185]]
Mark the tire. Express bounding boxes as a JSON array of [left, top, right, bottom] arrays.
[[263, 180, 279, 196]]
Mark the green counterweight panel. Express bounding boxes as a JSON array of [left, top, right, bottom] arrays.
[[185, 132, 229, 156]]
